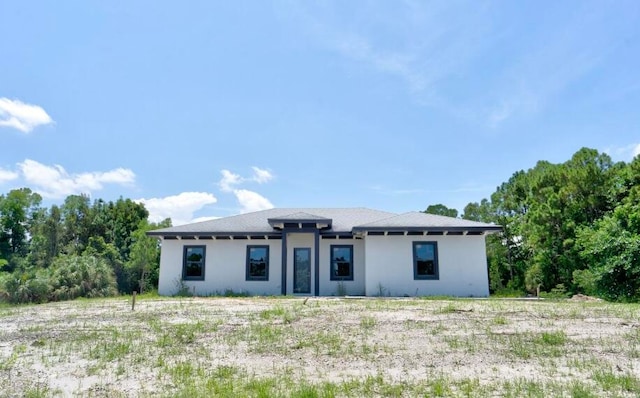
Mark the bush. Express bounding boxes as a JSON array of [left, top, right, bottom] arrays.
[[539, 284, 571, 299], [2, 272, 51, 304], [572, 269, 598, 296], [492, 286, 526, 298], [49, 255, 118, 301], [0, 255, 118, 304]]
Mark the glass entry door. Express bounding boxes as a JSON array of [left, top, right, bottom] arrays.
[[293, 248, 311, 294]]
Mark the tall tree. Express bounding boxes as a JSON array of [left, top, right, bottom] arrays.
[[60, 194, 92, 255], [0, 188, 42, 258], [462, 199, 492, 222], [106, 198, 149, 261], [461, 147, 622, 295], [27, 205, 63, 268], [424, 204, 458, 218]]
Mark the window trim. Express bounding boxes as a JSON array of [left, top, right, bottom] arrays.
[[330, 244, 354, 281], [246, 245, 270, 281], [182, 245, 206, 281], [412, 241, 439, 280]]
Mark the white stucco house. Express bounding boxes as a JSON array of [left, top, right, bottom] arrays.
[[148, 208, 502, 297]]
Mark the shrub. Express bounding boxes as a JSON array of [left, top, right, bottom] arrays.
[[572, 269, 598, 296], [2, 272, 51, 304], [48, 255, 118, 301]]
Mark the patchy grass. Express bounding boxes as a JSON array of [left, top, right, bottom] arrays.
[[1, 297, 640, 396]]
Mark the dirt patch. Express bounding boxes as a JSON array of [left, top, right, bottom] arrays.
[[569, 294, 604, 302], [1, 297, 639, 396]]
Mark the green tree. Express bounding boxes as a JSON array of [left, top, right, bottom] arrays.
[[83, 236, 126, 292], [424, 204, 458, 218], [105, 198, 149, 261], [522, 149, 615, 291], [0, 188, 42, 265], [125, 218, 171, 293], [27, 205, 63, 268], [60, 194, 92, 255], [462, 199, 492, 222], [576, 212, 640, 301], [458, 148, 618, 295], [574, 156, 640, 301]]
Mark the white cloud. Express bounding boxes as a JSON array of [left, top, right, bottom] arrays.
[[0, 98, 53, 133], [219, 167, 274, 192], [604, 143, 640, 161], [233, 189, 274, 214], [136, 192, 218, 226], [218, 167, 275, 213], [17, 159, 135, 198], [251, 167, 274, 184], [219, 169, 243, 192], [0, 168, 18, 184]]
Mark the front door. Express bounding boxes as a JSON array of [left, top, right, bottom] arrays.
[[293, 248, 311, 294]]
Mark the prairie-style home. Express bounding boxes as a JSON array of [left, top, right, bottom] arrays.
[[148, 208, 501, 297]]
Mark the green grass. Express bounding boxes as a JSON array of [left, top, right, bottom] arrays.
[[537, 331, 567, 346], [592, 369, 640, 393]]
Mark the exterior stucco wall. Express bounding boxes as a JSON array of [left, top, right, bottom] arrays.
[[157, 238, 282, 296], [318, 238, 366, 296], [157, 233, 490, 297], [363, 235, 489, 297]]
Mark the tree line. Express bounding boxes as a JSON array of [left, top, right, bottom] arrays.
[[427, 147, 640, 301], [2, 147, 638, 303], [0, 191, 170, 303]]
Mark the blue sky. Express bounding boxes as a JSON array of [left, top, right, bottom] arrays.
[[1, 1, 639, 225]]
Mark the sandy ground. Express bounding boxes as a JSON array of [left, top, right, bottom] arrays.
[[1, 296, 639, 397]]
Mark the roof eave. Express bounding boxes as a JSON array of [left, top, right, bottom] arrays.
[[146, 231, 281, 237], [351, 226, 503, 233]]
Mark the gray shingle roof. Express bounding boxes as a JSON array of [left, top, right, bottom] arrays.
[[267, 212, 332, 221], [147, 208, 502, 236], [352, 211, 501, 230], [148, 208, 396, 235]]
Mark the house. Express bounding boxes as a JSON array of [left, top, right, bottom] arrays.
[[148, 208, 502, 297]]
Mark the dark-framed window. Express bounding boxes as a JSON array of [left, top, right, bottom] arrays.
[[183, 246, 206, 281], [330, 245, 354, 281], [246, 245, 269, 281], [413, 242, 439, 280]]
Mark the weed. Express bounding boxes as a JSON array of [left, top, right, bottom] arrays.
[[593, 369, 640, 393], [174, 279, 192, 297], [23, 384, 52, 398], [0, 352, 17, 371], [537, 330, 567, 346], [570, 381, 598, 398], [492, 315, 508, 325], [430, 376, 452, 397], [359, 315, 376, 331], [437, 302, 458, 314]]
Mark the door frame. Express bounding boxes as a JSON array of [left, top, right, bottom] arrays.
[[293, 247, 311, 294], [280, 230, 320, 296]]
